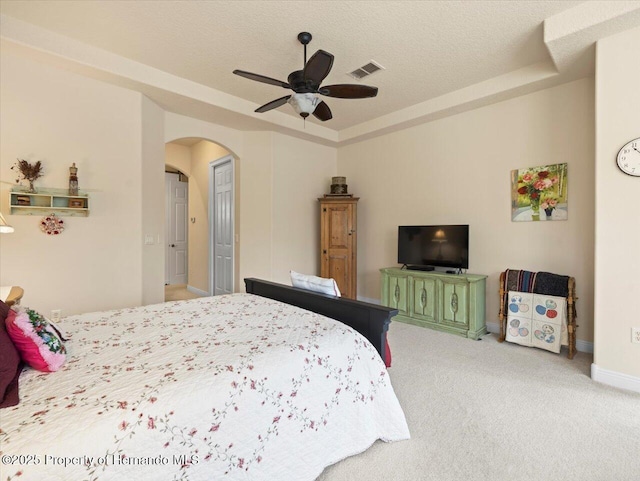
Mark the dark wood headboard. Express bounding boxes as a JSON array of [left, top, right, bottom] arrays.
[[244, 278, 397, 365]]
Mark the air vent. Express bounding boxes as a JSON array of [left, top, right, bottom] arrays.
[[347, 60, 385, 80]]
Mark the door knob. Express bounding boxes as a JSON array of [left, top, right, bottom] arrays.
[[170, 244, 176, 247]]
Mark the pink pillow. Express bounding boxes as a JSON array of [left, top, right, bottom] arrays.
[[1, 301, 23, 408], [5, 309, 66, 372]]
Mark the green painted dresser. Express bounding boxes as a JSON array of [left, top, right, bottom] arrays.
[[380, 267, 487, 339]]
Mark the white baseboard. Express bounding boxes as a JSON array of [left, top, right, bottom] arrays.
[[575, 339, 594, 354], [187, 285, 209, 297], [357, 296, 380, 305], [591, 363, 640, 394], [486, 321, 500, 334]]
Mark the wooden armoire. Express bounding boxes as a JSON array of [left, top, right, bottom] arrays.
[[318, 197, 359, 299]]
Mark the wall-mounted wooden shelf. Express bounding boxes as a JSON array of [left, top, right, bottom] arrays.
[[10, 187, 90, 217]]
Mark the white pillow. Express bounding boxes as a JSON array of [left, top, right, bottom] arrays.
[[290, 271, 341, 297]]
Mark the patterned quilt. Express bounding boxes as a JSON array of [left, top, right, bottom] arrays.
[[0, 294, 409, 480]]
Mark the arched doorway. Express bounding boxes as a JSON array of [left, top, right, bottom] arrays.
[[165, 137, 235, 300]]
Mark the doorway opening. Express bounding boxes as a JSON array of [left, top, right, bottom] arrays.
[[164, 138, 235, 300], [165, 168, 189, 288], [209, 155, 235, 296]]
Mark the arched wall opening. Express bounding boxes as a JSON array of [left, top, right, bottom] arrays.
[[165, 136, 239, 295]]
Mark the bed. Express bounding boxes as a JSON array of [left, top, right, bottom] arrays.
[[1, 278, 409, 481]]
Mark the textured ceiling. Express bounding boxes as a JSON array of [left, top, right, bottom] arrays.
[[1, 0, 637, 141]]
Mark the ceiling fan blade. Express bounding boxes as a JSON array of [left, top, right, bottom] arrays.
[[303, 50, 334, 86], [313, 101, 333, 121], [255, 95, 291, 113], [319, 84, 378, 99], [233, 70, 291, 89]]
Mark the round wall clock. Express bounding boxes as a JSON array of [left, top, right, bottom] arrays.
[[616, 137, 640, 177]]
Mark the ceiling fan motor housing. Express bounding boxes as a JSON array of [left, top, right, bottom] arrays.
[[288, 70, 316, 93]]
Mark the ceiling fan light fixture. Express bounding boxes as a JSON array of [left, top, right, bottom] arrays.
[[288, 93, 320, 118]]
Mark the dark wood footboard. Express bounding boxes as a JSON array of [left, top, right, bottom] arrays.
[[244, 278, 398, 365]]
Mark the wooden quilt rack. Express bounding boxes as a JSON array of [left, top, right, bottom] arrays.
[[498, 271, 578, 359]]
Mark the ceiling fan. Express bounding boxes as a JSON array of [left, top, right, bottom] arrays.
[[233, 32, 378, 122]]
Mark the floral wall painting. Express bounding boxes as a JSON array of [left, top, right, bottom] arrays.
[[511, 163, 568, 222]]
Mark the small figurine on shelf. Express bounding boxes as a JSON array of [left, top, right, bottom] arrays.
[[68, 163, 79, 196]]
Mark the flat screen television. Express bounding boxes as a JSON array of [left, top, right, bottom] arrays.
[[398, 225, 469, 270]]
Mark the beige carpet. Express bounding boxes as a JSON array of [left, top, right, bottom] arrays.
[[164, 284, 201, 302], [318, 322, 640, 481]]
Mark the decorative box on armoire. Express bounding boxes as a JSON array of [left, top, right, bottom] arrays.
[[318, 196, 359, 299]]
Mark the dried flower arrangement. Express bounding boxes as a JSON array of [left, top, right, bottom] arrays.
[[11, 159, 44, 193]]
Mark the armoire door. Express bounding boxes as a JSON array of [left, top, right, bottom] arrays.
[[319, 198, 359, 299]]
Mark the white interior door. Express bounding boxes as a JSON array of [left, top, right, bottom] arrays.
[[210, 157, 234, 295], [165, 172, 188, 285]]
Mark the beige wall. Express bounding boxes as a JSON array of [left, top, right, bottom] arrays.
[[165, 143, 191, 176], [271, 133, 338, 284], [140, 96, 166, 306], [238, 131, 274, 286], [0, 51, 146, 315], [338, 78, 595, 343], [594, 26, 640, 380], [238, 131, 338, 287]]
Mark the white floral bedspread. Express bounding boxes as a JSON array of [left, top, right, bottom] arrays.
[[1, 294, 409, 481]]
